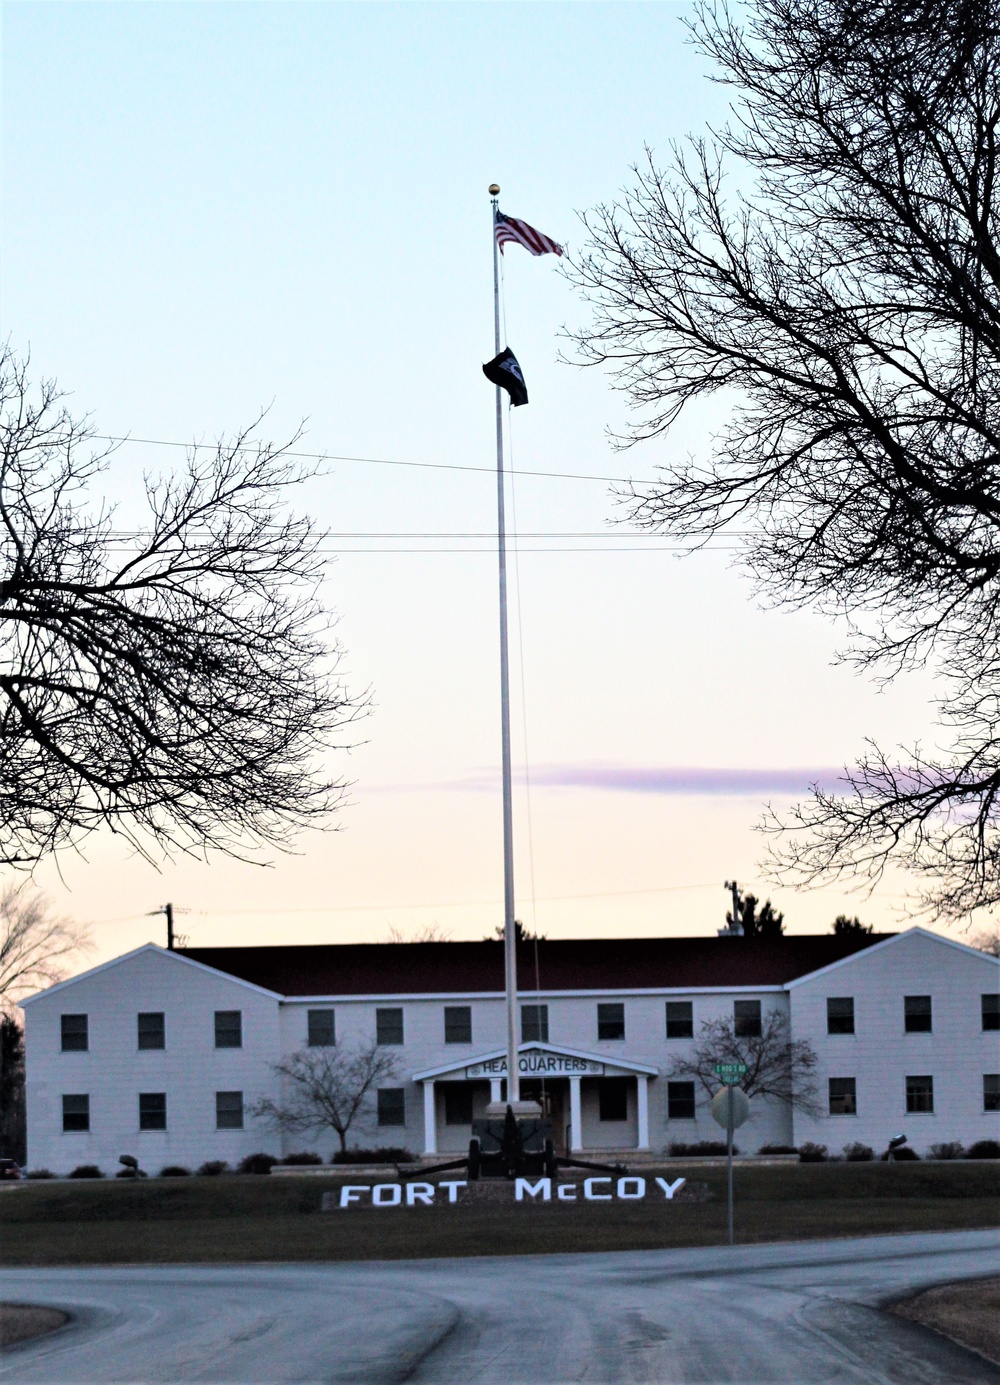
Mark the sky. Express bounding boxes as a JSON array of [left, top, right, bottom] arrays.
[[1, 1, 953, 972]]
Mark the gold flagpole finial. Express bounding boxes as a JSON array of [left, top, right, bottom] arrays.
[[489, 184, 500, 196]]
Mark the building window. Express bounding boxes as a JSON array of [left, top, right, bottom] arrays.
[[376, 1007, 404, 1046], [378, 1087, 406, 1126], [905, 1075, 934, 1113], [983, 994, 1000, 1031], [139, 1092, 167, 1131], [62, 1094, 90, 1132], [667, 1081, 696, 1120], [61, 1014, 88, 1052], [666, 1001, 693, 1039], [444, 1006, 472, 1044], [984, 1075, 1000, 1113], [734, 999, 762, 1037], [826, 998, 855, 1035], [307, 1009, 335, 1047], [443, 1083, 473, 1125], [597, 1002, 625, 1041], [215, 1090, 244, 1130], [597, 1078, 629, 1122], [214, 1010, 242, 1049], [521, 1004, 549, 1043], [137, 1012, 165, 1050], [828, 1077, 857, 1115], [904, 995, 932, 1033]]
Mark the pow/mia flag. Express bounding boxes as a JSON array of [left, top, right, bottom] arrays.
[[483, 347, 528, 407]]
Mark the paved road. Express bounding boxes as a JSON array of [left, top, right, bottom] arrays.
[[2, 1231, 998, 1384]]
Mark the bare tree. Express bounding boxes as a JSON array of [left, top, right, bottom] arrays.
[[971, 925, 1000, 957], [669, 1011, 821, 1115], [383, 922, 453, 943], [0, 881, 90, 1012], [249, 1042, 400, 1154], [568, 0, 1000, 921], [0, 350, 363, 868]]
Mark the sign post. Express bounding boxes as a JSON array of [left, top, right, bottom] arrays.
[[712, 1064, 749, 1245]]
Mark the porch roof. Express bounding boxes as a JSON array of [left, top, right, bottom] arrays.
[[412, 1040, 659, 1082]]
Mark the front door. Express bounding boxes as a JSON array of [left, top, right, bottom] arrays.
[[520, 1078, 567, 1153]]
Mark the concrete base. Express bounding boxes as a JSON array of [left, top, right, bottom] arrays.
[[484, 1100, 543, 1120]]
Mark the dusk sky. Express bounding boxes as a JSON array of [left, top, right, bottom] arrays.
[[3, 1, 948, 970]]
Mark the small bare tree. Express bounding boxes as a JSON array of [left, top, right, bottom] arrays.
[[0, 881, 90, 1012], [383, 922, 453, 943], [971, 926, 1000, 958], [670, 1011, 821, 1116], [250, 1042, 400, 1154]]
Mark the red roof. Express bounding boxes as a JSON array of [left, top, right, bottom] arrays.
[[178, 933, 889, 997]]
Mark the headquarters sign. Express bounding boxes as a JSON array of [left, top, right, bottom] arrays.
[[465, 1052, 605, 1079]]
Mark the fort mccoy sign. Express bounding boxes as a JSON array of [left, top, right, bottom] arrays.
[[328, 1176, 688, 1208]]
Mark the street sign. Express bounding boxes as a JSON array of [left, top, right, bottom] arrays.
[[713, 1062, 747, 1086], [711, 1086, 751, 1130]]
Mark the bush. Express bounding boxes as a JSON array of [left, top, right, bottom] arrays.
[[757, 1143, 798, 1155], [928, 1141, 965, 1160], [159, 1165, 191, 1177], [237, 1152, 279, 1175], [881, 1145, 920, 1160], [25, 1168, 55, 1179], [798, 1142, 828, 1162], [197, 1160, 230, 1176], [666, 1141, 738, 1157], [115, 1167, 148, 1179], [68, 1164, 104, 1178], [966, 1139, 1000, 1159], [280, 1151, 323, 1166], [843, 1142, 875, 1162], [331, 1147, 416, 1164]]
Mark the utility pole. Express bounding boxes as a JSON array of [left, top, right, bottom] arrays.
[[149, 903, 176, 950]]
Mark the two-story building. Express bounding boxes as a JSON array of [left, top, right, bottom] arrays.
[[21, 927, 999, 1172]]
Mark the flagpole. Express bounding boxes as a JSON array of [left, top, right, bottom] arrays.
[[489, 183, 521, 1109]]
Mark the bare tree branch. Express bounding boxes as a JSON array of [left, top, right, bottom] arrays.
[[0, 349, 366, 867], [0, 881, 91, 1011], [567, 0, 1000, 920]]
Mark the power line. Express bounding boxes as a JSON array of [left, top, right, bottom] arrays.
[[93, 433, 650, 487]]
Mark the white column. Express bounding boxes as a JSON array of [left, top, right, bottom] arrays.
[[422, 1081, 437, 1156], [569, 1075, 583, 1152], [636, 1075, 649, 1150], [490, 1078, 503, 1104]]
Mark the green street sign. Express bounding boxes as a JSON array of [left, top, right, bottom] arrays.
[[714, 1062, 748, 1078]]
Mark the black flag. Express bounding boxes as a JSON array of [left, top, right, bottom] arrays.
[[483, 347, 528, 407]]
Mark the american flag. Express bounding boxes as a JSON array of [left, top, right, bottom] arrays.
[[495, 211, 563, 257]]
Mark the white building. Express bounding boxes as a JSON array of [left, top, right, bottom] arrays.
[[21, 928, 999, 1173]]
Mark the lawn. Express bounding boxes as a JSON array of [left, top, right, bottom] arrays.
[[2, 1161, 996, 1265]]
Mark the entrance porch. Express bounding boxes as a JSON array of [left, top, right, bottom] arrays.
[[412, 1042, 657, 1156]]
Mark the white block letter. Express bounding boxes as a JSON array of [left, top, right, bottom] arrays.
[[655, 1177, 686, 1200], [515, 1177, 551, 1202], [584, 1177, 611, 1201], [617, 1177, 645, 1200], [339, 1185, 368, 1208], [372, 1183, 402, 1206], [439, 1181, 467, 1203], [406, 1182, 434, 1206], [557, 1183, 577, 1201]]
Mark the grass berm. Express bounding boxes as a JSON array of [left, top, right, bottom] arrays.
[[1, 1160, 996, 1265]]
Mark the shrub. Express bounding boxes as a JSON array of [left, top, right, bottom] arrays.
[[881, 1145, 920, 1160], [68, 1164, 104, 1178], [666, 1141, 738, 1157], [25, 1168, 55, 1179], [798, 1142, 828, 1162], [928, 1141, 965, 1160], [115, 1167, 148, 1178], [757, 1144, 798, 1155], [966, 1139, 1000, 1159], [197, 1160, 230, 1176], [331, 1147, 416, 1164], [159, 1165, 191, 1177], [843, 1142, 875, 1162], [237, 1152, 279, 1175], [280, 1151, 323, 1166]]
